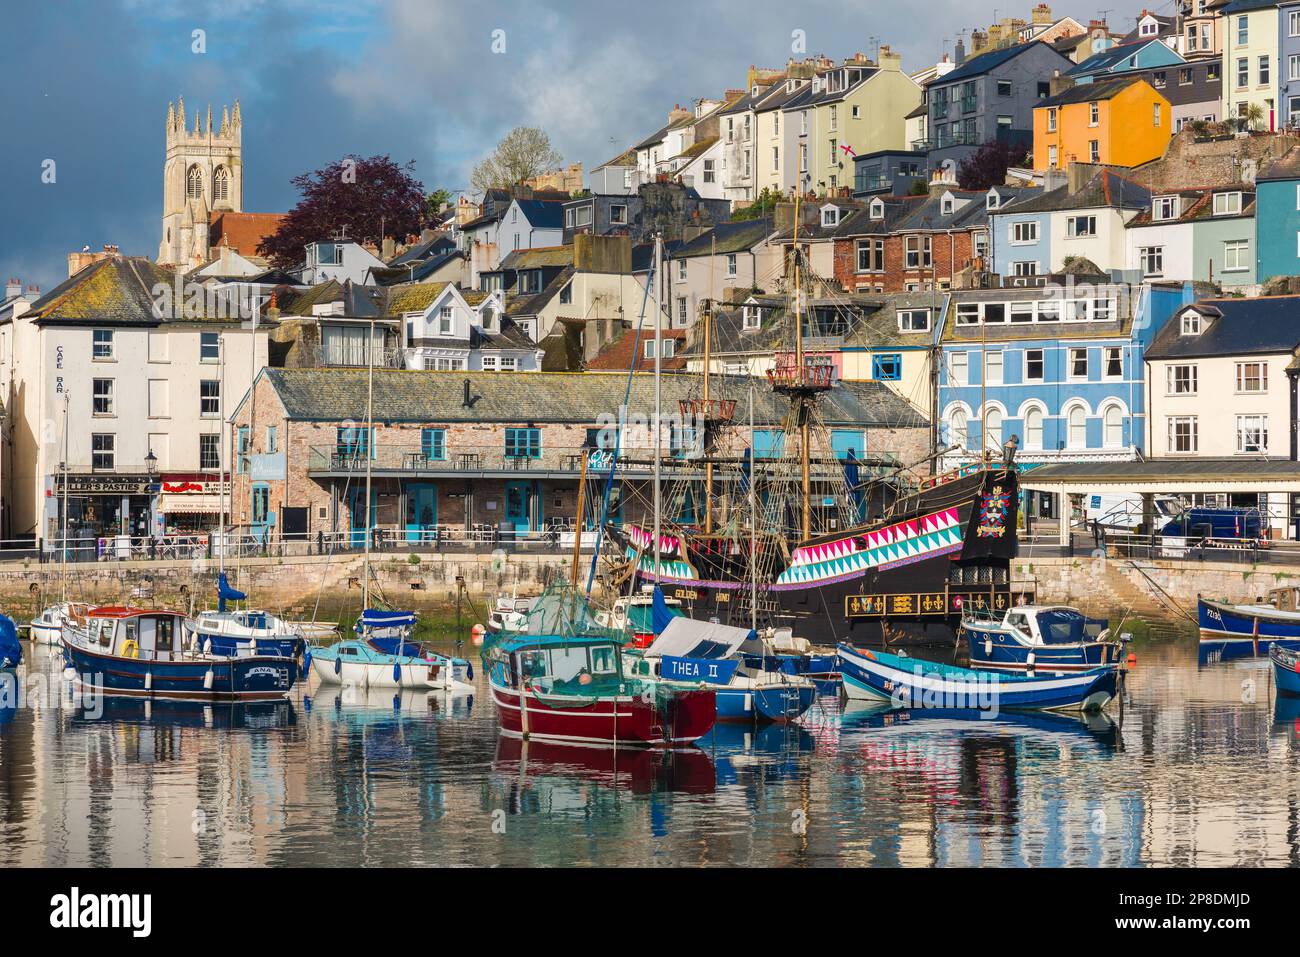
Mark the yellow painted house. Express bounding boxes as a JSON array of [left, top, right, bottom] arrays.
[[806, 49, 922, 195], [1033, 78, 1171, 171]]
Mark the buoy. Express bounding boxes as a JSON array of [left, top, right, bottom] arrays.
[[1127, 653, 1138, 665], [471, 623, 486, 648]]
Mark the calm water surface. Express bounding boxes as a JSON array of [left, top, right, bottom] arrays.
[[2, 636, 1299, 867]]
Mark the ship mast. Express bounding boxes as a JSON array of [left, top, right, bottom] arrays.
[[652, 233, 663, 576], [363, 314, 375, 609], [703, 234, 715, 534], [793, 147, 812, 540]]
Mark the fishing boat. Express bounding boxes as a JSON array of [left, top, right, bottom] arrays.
[[1272, 644, 1300, 697], [1198, 592, 1300, 661], [28, 601, 90, 646], [1, 614, 21, 669], [310, 610, 471, 691], [836, 643, 1120, 713], [487, 595, 533, 635], [483, 582, 715, 747], [597, 587, 683, 648], [61, 606, 297, 701], [962, 605, 1124, 673], [626, 605, 816, 724], [186, 574, 305, 658]]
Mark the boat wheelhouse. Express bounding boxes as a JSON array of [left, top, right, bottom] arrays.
[[62, 606, 297, 702], [962, 605, 1123, 673]]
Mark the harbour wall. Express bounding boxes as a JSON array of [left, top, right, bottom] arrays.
[[0, 550, 1286, 626]]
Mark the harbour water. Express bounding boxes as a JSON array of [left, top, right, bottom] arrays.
[[2, 635, 1299, 867]]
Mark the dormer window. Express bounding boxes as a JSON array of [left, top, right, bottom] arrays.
[[743, 305, 761, 330], [942, 196, 954, 215], [821, 206, 840, 228], [986, 191, 1000, 210], [481, 308, 496, 332], [438, 306, 454, 336], [1140, 18, 1157, 36], [1153, 196, 1178, 221], [869, 198, 885, 220], [1180, 311, 1202, 335], [1212, 192, 1242, 216]]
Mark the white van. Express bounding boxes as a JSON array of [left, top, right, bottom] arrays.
[[1080, 493, 1181, 530]]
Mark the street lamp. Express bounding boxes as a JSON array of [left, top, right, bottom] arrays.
[[145, 450, 157, 476]]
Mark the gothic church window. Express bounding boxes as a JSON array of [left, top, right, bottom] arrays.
[[187, 165, 204, 199]]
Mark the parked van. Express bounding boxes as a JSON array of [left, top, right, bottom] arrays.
[[1081, 493, 1181, 530], [1159, 507, 1263, 541]]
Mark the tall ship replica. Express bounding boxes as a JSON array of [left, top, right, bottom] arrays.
[[599, 187, 1020, 650]]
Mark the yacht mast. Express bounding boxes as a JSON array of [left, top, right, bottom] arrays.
[[652, 233, 663, 576], [793, 147, 812, 540], [60, 393, 69, 599], [363, 315, 376, 609]]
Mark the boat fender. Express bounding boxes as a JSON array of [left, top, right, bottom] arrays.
[[334, 655, 342, 676], [204, 670, 214, 691], [250, 638, 257, 656], [303, 651, 313, 677], [467, 662, 474, 681], [393, 662, 402, 684], [1026, 651, 1035, 667], [984, 638, 992, 656], [144, 672, 152, 692], [62, 667, 77, 682], [204, 639, 212, 655]]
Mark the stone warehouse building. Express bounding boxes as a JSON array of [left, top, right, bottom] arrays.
[[228, 369, 929, 544]]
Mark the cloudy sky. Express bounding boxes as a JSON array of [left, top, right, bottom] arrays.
[[0, 0, 1160, 291]]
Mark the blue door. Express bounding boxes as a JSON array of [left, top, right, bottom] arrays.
[[345, 487, 375, 549], [250, 482, 273, 541], [505, 481, 540, 534], [405, 483, 438, 544]]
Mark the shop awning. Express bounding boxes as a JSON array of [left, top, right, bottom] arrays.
[[158, 493, 222, 515]]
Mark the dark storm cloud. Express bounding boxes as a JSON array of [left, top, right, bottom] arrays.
[[0, 0, 1156, 291]]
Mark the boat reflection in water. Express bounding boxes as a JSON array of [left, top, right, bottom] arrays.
[[839, 701, 1122, 749], [494, 736, 716, 796], [702, 721, 818, 788], [305, 683, 474, 721], [70, 695, 298, 731]]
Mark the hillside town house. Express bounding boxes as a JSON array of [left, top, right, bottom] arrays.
[[1033, 78, 1173, 170], [1123, 185, 1256, 285]]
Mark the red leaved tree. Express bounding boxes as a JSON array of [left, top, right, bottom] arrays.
[[257, 154, 426, 268], [956, 140, 1030, 191]]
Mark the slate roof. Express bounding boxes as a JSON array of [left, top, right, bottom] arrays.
[[1145, 297, 1300, 360], [633, 124, 670, 150], [1038, 76, 1149, 107], [504, 266, 573, 318], [1219, 0, 1281, 12], [257, 368, 927, 428], [1127, 187, 1256, 226], [672, 219, 775, 258], [496, 246, 575, 271], [1066, 40, 1168, 77], [998, 169, 1150, 213], [586, 326, 689, 371], [933, 41, 1053, 85], [1024, 459, 1300, 482]]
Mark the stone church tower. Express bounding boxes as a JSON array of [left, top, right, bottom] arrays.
[[158, 96, 243, 267]]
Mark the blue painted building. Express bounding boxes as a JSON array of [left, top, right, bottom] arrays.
[[1065, 38, 1186, 84], [1281, 2, 1300, 125], [937, 282, 1197, 483], [1254, 146, 1300, 281]]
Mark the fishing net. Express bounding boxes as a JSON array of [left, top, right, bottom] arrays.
[[480, 580, 629, 659]]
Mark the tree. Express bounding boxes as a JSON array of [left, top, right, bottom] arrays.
[[470, 127, 563, 194], [257, 154, 426, 268], [956, 140, 1030, 191], [731, 187, 785, 221], [425, 188, 453, 220]]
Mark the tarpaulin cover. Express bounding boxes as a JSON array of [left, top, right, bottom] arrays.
[[644, 615, 755, 660], [360, 609, 417, 627], [651, 586, 677, 636], [0, 614, 21, 668]]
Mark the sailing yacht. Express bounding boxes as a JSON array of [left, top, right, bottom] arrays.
[[305, 315, 470, 692]]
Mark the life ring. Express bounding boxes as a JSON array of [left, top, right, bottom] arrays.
[[122, 640, 139, 659]]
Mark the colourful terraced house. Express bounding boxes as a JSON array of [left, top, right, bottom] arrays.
[[1033, 77, 1173, 171]]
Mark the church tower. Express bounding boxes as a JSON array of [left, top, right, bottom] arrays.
[[158, 96, 243, 267]]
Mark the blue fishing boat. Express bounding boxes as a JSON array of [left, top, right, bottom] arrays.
[[837, 643, 1120, 713], [962, 605, 1123, 673], [0, 614, 20, 669], [1272, 644, 1300, 697], [309, 609, 471, 691], [628, 605, 816, 724], [62, 606, 297, 701], [1198, 593, 1300, 661], [185, 574, 305, 659]]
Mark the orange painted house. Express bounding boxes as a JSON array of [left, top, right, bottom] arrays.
[[1033, 77, 1171, 171]]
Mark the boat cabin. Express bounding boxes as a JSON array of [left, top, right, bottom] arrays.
[[84, 607, 187, 661], [1268, 587, 1300, 612], [970, 606, 1108, 646], [490, 635, 626, 695]]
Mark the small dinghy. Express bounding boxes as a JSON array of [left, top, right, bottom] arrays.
[[1272, 644, 1300, 698], [962, 605, 1123, 673], [29, 602, 90, 646], [0, 614, 21, 669], [310, 610, 470, 691], [837, 643, 1120, 713]]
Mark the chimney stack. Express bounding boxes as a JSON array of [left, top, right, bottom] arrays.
[[5, 278, 20, 299]]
